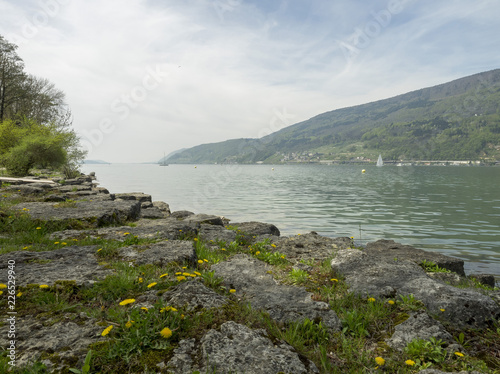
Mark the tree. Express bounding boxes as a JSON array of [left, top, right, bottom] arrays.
[[0, 35, 26, 122]]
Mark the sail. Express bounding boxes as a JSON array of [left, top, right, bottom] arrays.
[[377, 154, 383, 167]]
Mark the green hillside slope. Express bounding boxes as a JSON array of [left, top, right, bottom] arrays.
[[168, 69, 500, 164]]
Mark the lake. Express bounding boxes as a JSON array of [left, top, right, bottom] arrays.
[[81, 163, 500, 282]]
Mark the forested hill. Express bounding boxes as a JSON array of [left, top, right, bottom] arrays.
[[167, 69, 500, 164]]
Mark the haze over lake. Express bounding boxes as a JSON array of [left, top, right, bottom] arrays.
[[82, 163, 500, 281]]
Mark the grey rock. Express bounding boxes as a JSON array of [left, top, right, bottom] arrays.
[[331, 248, 500, 328], [6, 185, 44, 195], [0, 315, 103, 373], [212, 254, 341, 330], [0, 246, 111, 286], [44, 194, 67, 202], [366, 239, 465, 276], [140, 207, 166, 219], [94, 187, 110, 194], [184, 213, 225, 226], [232, 221, 280, 237], [160, 280, 227, 311], [153, 201, 171, 216], [13, 200, 141, 227], [141, 201, 153, 208], [63, 177, 92, 185], [276, 232, 351, 263], [115, 192, 152, 203], [427, 272, 464, 287], [171, 210, 195, 219], [386, 312, 455, 351], [120, 240, 196, 266], [57, 185, 92, 193], [468, 274, 496, 289], [199, 224, 237, 243], [166, 321, 319, 374]]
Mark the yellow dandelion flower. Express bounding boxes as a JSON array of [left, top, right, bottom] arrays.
[[0, 291, 3, 295], [405, 360, 415, 366], [271, 244, 277, 248], [374, 357, 385, 366], [124, 232, 130, 235], [255, 251, 260, 255], [97, 248, 102, 252], [16, 292, 22, 297], [125, 320, 134, 328], [182, 272, 191, 276], [141, 307, 148, 312], [203, 259, 208, 262], [160, 327, 172, 338], [138, 278, 143, 283], [23, 246, 28, 250], [101, 325, 113, 336], [160, 273, 168, 278], [194, 271, 201, 276], [368, 297, 376, 302], [119, 299, 135, 306], [72, 239, 78, 241], [61, 242, 67, 245], [0, 284, 6, 289], [197, 260, 203, 264], [177, 276, 186, 281], [281, 255, 285, 258], [147, 282, 157, 288], [388, 300, 395, 305], [194, 238, 198, 241], [175, 272, 182, 275], [440, 308, 445, 312], [182, 266, 187, 269], [39, 284, 49, 289], [229, 289, 236, 293], [330, 278, 338, 282], [454, 352, 464, 357], [181, 314, 185, 319], [178, 229, 182, 232], [54, 242, 60, 245], [221, 248, 226, 251], [36, 227, 41, 230]]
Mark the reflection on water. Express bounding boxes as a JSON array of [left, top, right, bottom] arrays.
[[82, 163, 500, 280]]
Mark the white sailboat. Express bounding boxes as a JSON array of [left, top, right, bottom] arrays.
[[376, 154, 383, 167]]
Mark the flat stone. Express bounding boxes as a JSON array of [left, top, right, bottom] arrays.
[[140, 207, 166, 219], [184, 214, 225, 226], [120, 240, 196, 266], [165, 321, 319, 374], [57, 185, 92, 192], [232, 221, 280, 237], [115, 192, 152, 203], [153, 201, 171, 216], [0, 315, 103, 372], [0, 246, 111, 286], [199, 225, 237, 243], [275, 232, 352, 263], [160, 280, 227, 311], [386, 312, 455, 351], [5, 185, 45, 195], [212, 254, 341, 330], [331, 248, 500, 328], [171, 210, 195, 219], [366, 239, 465, 276], [13, 200, 141, 227]]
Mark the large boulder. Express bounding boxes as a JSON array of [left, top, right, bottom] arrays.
[[114, 192, 152, 203], [232, 221, 281, 237], [212, 254, 341, 330], [14, 200, 141, 227], [160, 280, 227, 311], [165, 321, 319, 374], [331, 248, 500, 328]]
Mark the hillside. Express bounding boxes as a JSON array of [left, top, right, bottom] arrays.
[[168, 69, 500, 164]]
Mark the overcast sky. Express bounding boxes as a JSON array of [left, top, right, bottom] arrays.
[[1, 0, 499, 163]]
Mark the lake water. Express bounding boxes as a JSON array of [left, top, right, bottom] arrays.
[[81, 163, 500, 282]]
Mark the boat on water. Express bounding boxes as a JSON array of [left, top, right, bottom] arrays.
[[159, 153, 169, 166], [376, 154, 383, 167]]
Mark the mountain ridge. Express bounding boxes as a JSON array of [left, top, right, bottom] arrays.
[[167, 69, 500, 164]]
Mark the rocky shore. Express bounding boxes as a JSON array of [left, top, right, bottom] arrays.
[[0, 173, 499, 373]]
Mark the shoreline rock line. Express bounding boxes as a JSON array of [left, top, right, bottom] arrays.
[[0, 174, 498, 373]]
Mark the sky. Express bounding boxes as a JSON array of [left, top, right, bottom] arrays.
[[1, 0, 499, 163]]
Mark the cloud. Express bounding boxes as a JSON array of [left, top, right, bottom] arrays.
[[1, 0, 499, 162]]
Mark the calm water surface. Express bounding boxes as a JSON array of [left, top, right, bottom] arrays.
[[82, 163, 500, 280]]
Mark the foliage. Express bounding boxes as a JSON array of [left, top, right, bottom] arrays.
[[419, 260, 451, 273], [405, 337, 447, 364]]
